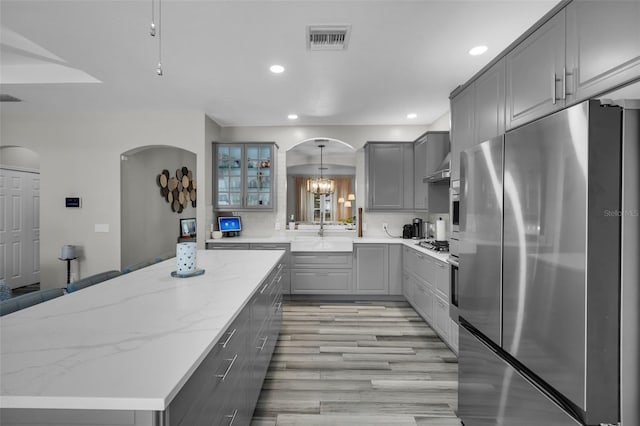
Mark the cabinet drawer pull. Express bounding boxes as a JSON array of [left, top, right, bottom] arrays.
[[257, 336, 268, 351], [277, 275, 283, 283], [219, 328, 236, 348], [225, 409, 238, 426], [260, 281, 270, 294], [275, 301, 282, 312], [216, 354, 238, 381]]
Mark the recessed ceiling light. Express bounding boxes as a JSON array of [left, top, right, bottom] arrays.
[[469, 45, 488, 56], [407, 113, 417, 119], [270, 64, 285, 73], [288, 114, 298, 120]]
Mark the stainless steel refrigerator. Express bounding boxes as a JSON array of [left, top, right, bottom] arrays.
[[457, 99, 629, 426]]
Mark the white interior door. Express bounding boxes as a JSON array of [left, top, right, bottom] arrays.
[[0, 167, 40, 289]]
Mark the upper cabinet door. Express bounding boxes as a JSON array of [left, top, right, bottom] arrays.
[[566, 0, 640, 103], [474, 59, 506, 144], [214, 143, 276, 211], [245, 144, 273, 208], [414, 138, 428, 210], [450, 85, 474, 181], [365, 142, 414, 210], [506, 10, 566, 130], [216, 145, 244, 209]]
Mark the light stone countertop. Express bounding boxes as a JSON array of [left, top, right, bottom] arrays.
[[205, 236, 451, 263], [0, 250, 284, 411]]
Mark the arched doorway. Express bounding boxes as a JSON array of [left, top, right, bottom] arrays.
[[120, 145, 196, 270], [0, 146, 41, 289]]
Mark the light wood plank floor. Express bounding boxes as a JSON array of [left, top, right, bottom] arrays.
[[251, 301, 461, 426]]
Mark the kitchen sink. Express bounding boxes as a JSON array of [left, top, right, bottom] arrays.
[[290, 236, 354, 252]]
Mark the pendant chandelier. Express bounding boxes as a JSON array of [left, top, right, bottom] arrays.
[[306, 144, 335, 195]]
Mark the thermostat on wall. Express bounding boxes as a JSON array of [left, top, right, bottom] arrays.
[[65, 197, 82, 208]]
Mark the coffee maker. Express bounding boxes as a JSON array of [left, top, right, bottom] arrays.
[[403, 224, 413, 239], [412, 218, 424, 239]]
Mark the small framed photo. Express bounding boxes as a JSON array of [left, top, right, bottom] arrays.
[[180, 218, 196, 238]]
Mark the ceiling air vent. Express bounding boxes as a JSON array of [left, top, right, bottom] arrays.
[[0, 94, 22, 102], [307, 25, 351, 51]]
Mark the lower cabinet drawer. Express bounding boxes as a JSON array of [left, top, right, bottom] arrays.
[[291, 269, 353, 294], [170, 312, 248, 426], [291, 253, 353, 268]]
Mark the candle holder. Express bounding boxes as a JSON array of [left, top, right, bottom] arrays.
[[59, 245, 78, 284]]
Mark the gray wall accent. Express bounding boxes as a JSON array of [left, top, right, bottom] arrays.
[[120, 146, 196, 270]]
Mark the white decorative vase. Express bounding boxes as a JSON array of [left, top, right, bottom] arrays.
[[176, 242, 197, 274]]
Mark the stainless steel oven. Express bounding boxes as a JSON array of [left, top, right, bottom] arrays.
[[449, 255, 459, 324], [449, 181, 460, 324]]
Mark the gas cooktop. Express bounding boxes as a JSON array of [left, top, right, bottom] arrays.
[[416, 240, 449, 252]]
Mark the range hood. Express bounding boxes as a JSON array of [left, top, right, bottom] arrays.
[[424, 152, 451, 182]]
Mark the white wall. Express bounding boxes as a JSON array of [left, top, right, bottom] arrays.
[[205, 116, 221, 236], [219, 125, 433, 237], [428, 111, 451, 131], [0, 110, 208, 289]]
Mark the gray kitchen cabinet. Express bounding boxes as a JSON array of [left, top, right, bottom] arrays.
[[414, 131, 450, 213], [291, 269, 353, 294], [433, 258, 449, 300], [451, 60, 504, 183], [402, 246, 456, 351], [414, 137, 428, 208], [365, 142, 414, 210], [214, 143, 277, 211], [566, 0, 640, 103], [354, 244, 388, 294], [206, 242, 291, 294], [388, 244, 403, 295], [506, 10, 566, 130], [413, 279, 434, 325], [474, 59, 506, 144], [433, 293, 450, 343], [167, 262, 283, 426], [450, 84, 475, 181], [290, 252, 353, 294], [402, 271, 413, 301]]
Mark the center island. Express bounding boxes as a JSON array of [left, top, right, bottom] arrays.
[[1, 249, 285, 426]]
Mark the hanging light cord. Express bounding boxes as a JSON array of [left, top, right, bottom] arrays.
[[319, 145, 324, 180], [150, 0, 163, 75], [150, 0, 156, 36], [156, 0, 163, 76]]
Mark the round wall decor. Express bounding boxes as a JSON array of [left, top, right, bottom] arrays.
[[157, 167, 196, 213]]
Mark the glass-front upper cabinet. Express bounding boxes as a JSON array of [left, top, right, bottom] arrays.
[[214, 142, 277, 210]]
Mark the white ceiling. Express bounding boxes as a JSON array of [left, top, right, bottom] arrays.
[[0, 0, 559, 127]]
